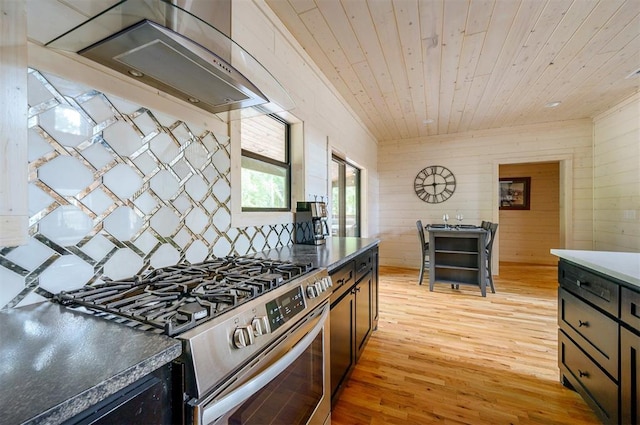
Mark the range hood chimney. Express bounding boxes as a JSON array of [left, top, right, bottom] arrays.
[[45, 0, 294, 118]]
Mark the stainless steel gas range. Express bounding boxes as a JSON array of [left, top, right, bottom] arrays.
[[54, 256, 333, 425]]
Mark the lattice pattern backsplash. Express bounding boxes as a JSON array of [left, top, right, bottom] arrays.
[[0, 69, 293, 309]]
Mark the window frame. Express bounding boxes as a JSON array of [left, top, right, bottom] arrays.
[[240, 114, 291, 212], [331, 154, 361, 237]]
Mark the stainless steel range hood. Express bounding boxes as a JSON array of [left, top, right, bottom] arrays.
[[45, 0, 294, 117]]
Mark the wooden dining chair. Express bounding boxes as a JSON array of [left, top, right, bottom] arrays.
[[485, 222, 499, 293], [416, 220, 429, 285]]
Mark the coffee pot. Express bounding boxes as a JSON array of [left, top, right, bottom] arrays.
[[295, 200, 330, 245]]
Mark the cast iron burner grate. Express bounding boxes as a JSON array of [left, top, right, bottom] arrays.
[[54, 256, 313, 336]]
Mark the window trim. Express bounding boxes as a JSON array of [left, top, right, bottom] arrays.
[[230, 112, 302, 228], [240, 114, 291, 212]]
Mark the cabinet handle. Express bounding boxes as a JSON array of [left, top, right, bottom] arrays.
[[337, 279, 344, 286], [578, 370, 589, 378], [576, 279, 587, 287], [578, 320, 589, 327]]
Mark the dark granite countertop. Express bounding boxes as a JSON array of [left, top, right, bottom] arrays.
[[258, 237, 380, 272], [1, 238, 377, 424], [0, 302, 181, 425]]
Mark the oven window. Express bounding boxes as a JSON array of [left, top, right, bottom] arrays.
[[228, 333, 324, 424]]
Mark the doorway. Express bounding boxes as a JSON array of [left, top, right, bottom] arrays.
[[498, 161, 561, 265]]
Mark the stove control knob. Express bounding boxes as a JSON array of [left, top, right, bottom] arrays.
[[306, 285, 319, 299], [320, 277, 331, 290], [252, 316, 270, 336], [325, 277, 333, 288], [314, 281, 323, 294], [233, 325, 255, 348], [318, 279, 326, 291]]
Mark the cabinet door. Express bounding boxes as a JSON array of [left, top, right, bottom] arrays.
[[371, 248, 379, 329], [66, 365, 174, 424], [330, 292, 354, 401], [558, 288, 618, 378], [330, 261, 355, 302], [621, 327, 639, 425], [558, 330, 618, 424], [355, 272, 372, 360]]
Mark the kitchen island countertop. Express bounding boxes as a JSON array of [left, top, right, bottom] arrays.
[[551, 249, 640, 289], [258, 237, 380, 272], [0, 302, 181, 425]]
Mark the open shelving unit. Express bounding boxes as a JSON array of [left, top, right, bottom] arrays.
[[427, 228, 487, 296]]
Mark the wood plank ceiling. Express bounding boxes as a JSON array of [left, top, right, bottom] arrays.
[[266, 0, 640, 142]]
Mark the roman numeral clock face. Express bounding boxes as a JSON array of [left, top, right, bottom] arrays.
[[414, 165, 456, 203]]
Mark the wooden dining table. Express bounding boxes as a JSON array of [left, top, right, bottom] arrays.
[[425, 225, 489, 296]]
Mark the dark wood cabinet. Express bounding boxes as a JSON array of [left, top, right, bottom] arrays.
[[559, 331, 618, 423], [329, 246, 379, 405], [329, 286, 354, 401], [372, 247, 379, 330], [621, 326, 639, 425], [65, 364, 175, 425], [621, 287, 640, 425], [557, 259, 639, 425], [558, 288, 618, 378], [355, 271, 372, 360]]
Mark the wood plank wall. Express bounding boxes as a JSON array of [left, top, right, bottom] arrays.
[[233, 0, 380, 236], [593, 93, 640, 252], [0, 0, 28, 247], [378, 119, 593, 269], [499, 162, 560, 265]]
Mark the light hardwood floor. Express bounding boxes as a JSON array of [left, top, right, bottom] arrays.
[[331, 263, 601, 425]]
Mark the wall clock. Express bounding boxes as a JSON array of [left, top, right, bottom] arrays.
[[414, 165, 456, 203]]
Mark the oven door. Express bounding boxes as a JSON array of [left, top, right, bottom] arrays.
[[193, 301, 330, 425]]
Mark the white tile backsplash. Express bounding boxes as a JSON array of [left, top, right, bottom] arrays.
[[38, 205, 93, 247], [103, 206, 142, 241], [150, 170, 179, 200], [0, 69, 293, 309], [28, 128, 54, 162], [39, 104, 93, 148], [103, 248, 144, 281], [102, 121, 142, 157], [39, 155, 93, 196], [38, 255, 93, 293], [80, 234, 115, 262], [150, 244, 181, 269], [103, 164, 143, 199], [81, 142, 114, 170]]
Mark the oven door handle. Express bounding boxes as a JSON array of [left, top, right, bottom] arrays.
[[201, 303, 329, 424]]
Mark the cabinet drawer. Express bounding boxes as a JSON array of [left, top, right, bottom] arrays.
[[558, 288, 618, 379], [355, 251, 373, 282], [559, 261, 619, 317], [330, 260, 355, 303], [621, 287, 640, 331], [559, 331, 618, 424]]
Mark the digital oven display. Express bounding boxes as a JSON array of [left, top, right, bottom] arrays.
[[265, 286, 306, 331]]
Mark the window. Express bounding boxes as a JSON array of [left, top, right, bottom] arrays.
[[331, 155, 360, 237], [241, 114, 290, 211]]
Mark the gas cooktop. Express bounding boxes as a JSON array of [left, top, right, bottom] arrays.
[[54, 256, 314, 336]]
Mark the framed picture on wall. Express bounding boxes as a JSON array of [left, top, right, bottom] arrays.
[[499, 177, 531, 210]]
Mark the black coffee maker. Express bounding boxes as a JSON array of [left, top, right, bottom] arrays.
[[295, 201, 330, 245]]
